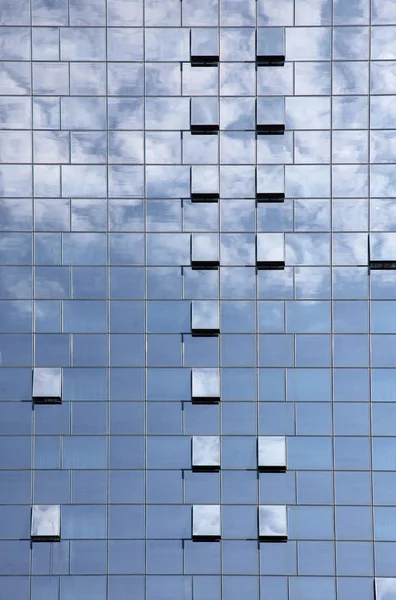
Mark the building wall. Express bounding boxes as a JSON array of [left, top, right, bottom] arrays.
[[0, 0, 395, 598]]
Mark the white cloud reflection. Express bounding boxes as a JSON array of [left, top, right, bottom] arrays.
[[259, 505, 287, 538], [376, 578, 396, 600], [31, 505, 61, 539], [192, 504, 221, 537], [192, 368, 220, 399], [192, 436, 220, 468], [258, 436, 286, 468]]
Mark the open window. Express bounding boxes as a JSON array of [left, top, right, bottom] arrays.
[[259, 505, 287, 542], [256, 165, 285, 201], [191, 233, 220, 269], [191, 165, 219, 201], [256, 28, 285, 66], [31, 505, 61, 542], [191, 97, 219, 134], [191, 28, 219, 66], [32, 368, 62, 404], [256, 233, 285, 269], [192, 436, 220, 471], [256, 97, 285, 134], [258, 436, 286, 472], [191, 300, 220, 336], [369, 233, 396, 270], [191, 368, 220, 403], [375, 579, 396, 600], [192, 505, 221, 541]]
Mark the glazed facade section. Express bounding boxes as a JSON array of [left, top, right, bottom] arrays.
[[1, 0, 396, 599]]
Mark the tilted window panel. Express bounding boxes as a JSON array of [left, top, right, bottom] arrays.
[[256, 165, 285, 201], [256, 97, 285, 135], [191, 233, 220, 269], [258, 436, 287, 472], [369, 233, 396, 270], [32, 367, 62, 404], [191, 165, 219, 201], [192, 505, 221, 540], [256, 27, 285, 66], [191, 97, 219, 134], [31, 505, 61, 541], [191, 300, 220, 336], [191, 28, 219, 66], [256, 233, 285, 269], [259, 505, 287, 542], [375, 578, 396, 600], [192, 436, 220, 471], [191, 368, 220, 403]]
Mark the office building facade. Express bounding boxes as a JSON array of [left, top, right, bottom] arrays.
[[0, 0, 396, 598]]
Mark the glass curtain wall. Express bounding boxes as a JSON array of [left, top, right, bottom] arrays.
[[0, 0, 396, 599]]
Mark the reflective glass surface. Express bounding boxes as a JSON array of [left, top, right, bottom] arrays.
[[0, 0, 392, 597]]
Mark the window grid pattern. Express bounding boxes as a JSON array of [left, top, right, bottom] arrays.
[[0, 0, 395, 599]]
